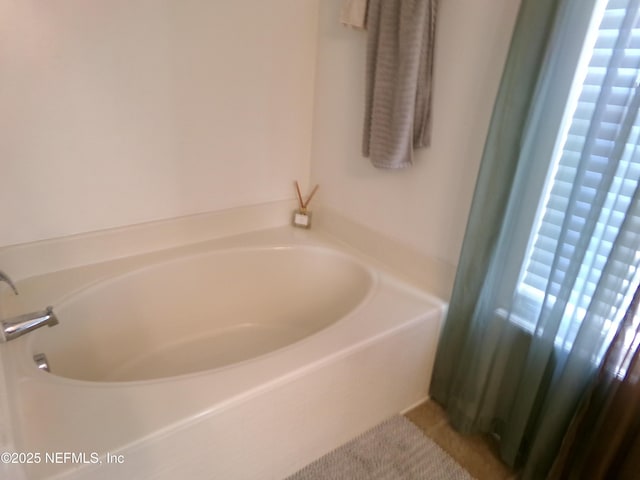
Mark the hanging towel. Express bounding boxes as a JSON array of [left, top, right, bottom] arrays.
[[340, 0, 369, 30], [363, 0, 437, 169]]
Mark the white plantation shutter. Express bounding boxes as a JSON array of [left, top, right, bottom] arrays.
[[518, 0, 640, 347]]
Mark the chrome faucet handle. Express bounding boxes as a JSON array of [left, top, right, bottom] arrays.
[[0, 270, 19, 295]]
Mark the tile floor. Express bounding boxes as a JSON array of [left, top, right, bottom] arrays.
[[405, 400, 518, 480]]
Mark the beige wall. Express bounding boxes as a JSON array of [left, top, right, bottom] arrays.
[[1, 0, 521, 273], [0, 0, 319, 248], [310, 0, 520, 269]]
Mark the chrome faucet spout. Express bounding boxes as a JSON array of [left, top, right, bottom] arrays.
[[0, 270, 18, 295], [1, 307, 58, 343]]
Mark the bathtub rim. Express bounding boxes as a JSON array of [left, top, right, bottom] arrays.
[[15, 243, 379, 387], [42, 243, 376, 309]]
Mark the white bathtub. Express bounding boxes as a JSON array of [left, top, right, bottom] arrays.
[[1, 227, 445, 480]]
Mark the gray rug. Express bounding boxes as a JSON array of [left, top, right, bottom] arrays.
[[286, 416, 474, 479]]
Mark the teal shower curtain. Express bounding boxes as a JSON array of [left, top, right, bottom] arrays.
[[430, 0, 640, 478]]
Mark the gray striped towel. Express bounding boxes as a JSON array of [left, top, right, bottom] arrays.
[[363, 0, 437, 169]]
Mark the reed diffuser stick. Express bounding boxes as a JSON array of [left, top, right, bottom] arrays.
[[303, 185, 319, 209], [294, 181, 304, 210]]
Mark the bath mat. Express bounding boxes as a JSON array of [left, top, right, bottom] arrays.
[[286, 415, 474, 480]]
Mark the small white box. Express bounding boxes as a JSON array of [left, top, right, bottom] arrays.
[[292, 210, 312, 229]]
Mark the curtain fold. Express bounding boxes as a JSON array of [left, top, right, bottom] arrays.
[[429, 0, 640, 478], [429, 0, 563, 409], [548, 282, 640, 480]]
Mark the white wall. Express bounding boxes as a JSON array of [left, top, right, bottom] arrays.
[[0, 0, 319, 248], [310, 0, 521, 270], [1, 0, 522, 277]]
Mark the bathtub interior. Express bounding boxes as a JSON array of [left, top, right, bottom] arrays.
[[28, 246, 374, 383]]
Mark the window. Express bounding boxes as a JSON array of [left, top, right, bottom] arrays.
[[514, 0, 640, 358]]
